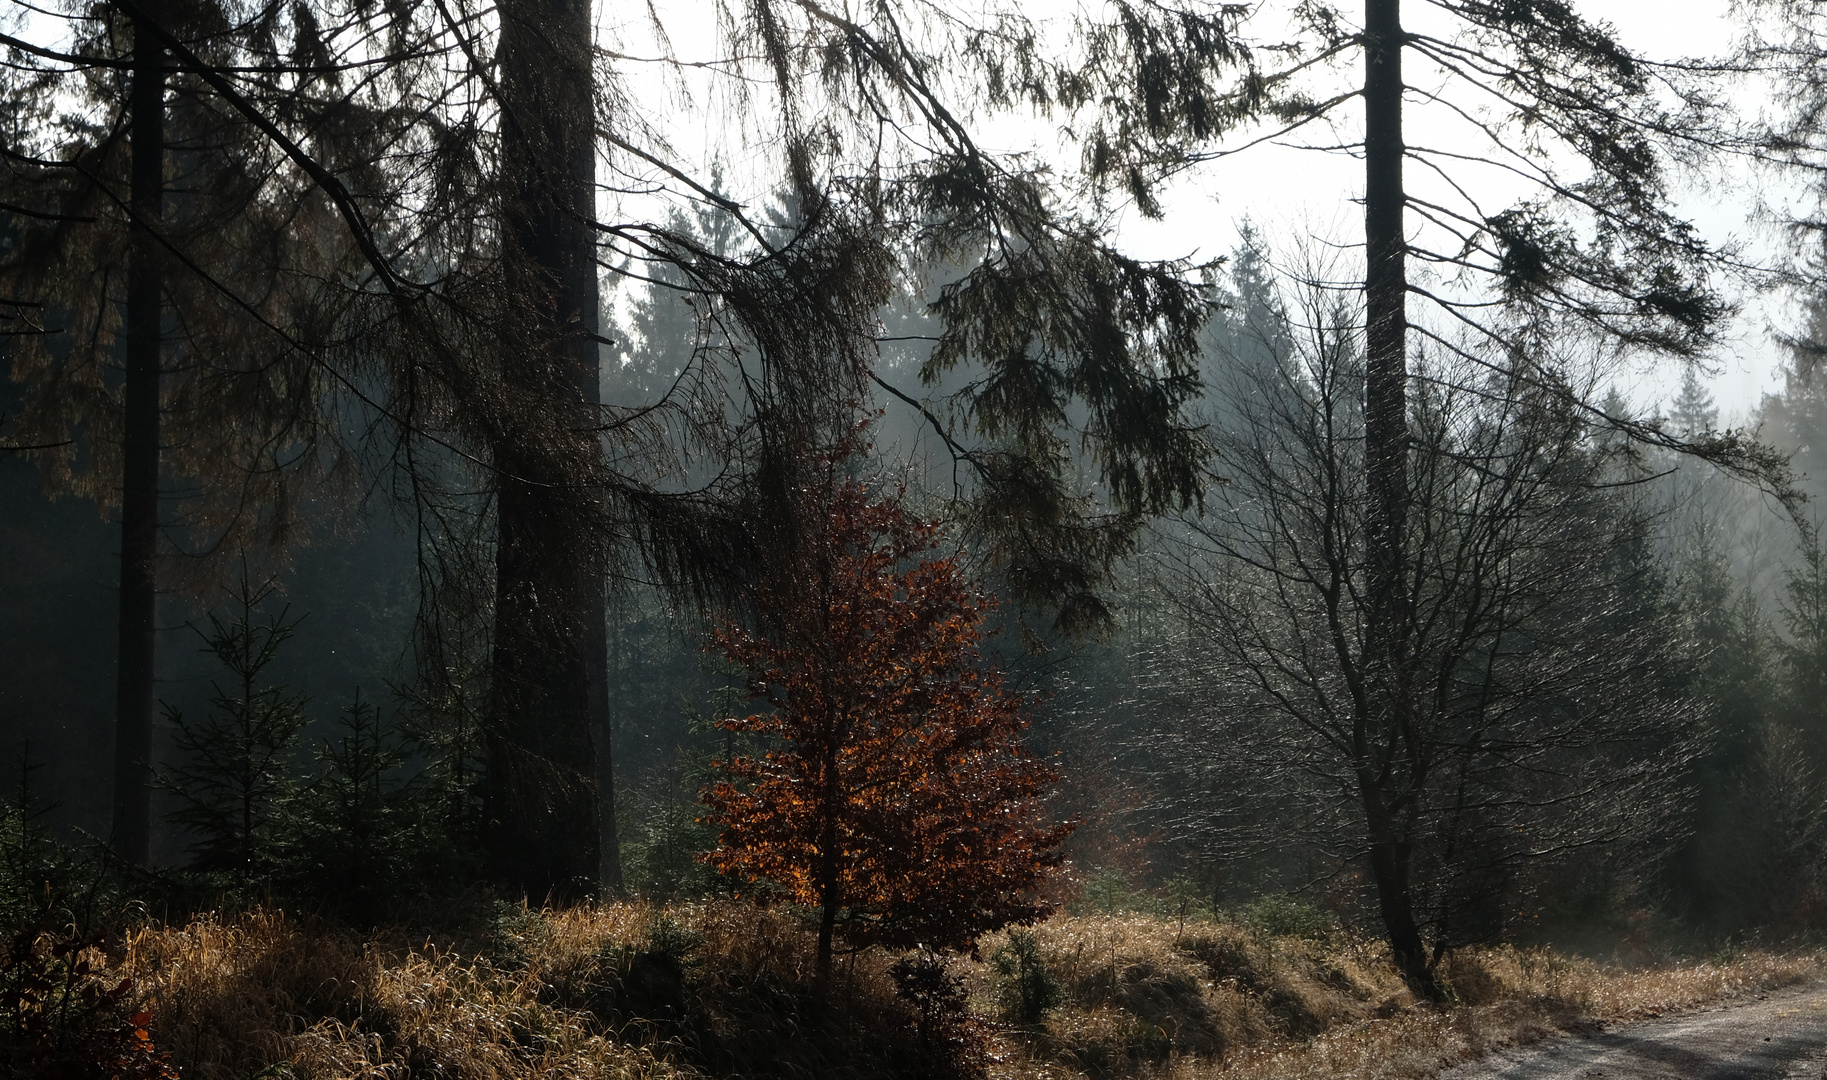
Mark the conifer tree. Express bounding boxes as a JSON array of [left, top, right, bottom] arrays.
[[1098, 0, 1781, 994], [0, 0, 369, 863], [1779, 528, 1827, 744], [1670, 365, 1721, 440], [160, 572, 308, 883], [6, 0, 1240, 899]]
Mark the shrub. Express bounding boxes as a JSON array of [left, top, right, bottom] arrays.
[[0, 924, 176, 1080], [1238, 895, 1338, 942], [281, 692, 421, 923], [991, 930, 1062, 1025], [890, 952, 984, 1080]]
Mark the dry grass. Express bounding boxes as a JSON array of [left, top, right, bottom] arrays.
[[116, 903, 926, 1080], [1186, 948, 1823, 1080], [98, 904, 1823, 1080], [120, 908, 679, 1080], [976, 915, 1823, 1080]]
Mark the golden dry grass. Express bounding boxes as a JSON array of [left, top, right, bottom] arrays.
[[99, 904, 1824, 1080], [120, 908, 679, 1080], [977, 915, 1822, 1080]]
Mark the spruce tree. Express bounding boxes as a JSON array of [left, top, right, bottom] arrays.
[[160, 573, 308, 884]]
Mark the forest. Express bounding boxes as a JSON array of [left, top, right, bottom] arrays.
[[5, 0, 1827, 1075]]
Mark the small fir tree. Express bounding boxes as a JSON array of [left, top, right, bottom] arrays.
[[160, 571, 308, 884], [702, 465, 1073, 990], [284, 692, 417, 923]]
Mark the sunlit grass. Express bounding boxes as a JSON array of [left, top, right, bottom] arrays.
[[105, 904, 1823, 1080]]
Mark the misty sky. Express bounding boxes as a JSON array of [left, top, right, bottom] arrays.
[[621, 0, 1794, 420], [5, 0, 1793, 419]]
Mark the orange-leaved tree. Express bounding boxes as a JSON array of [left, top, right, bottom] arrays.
[[702, 471, 1073, 991]]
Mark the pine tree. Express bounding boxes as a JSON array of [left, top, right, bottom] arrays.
[[1670, 365, 1720, 440], [285, 693, 417, 923], [160, 572, 308, 883]]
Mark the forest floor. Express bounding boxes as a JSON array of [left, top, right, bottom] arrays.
[[92, 902, 1826, 1080]]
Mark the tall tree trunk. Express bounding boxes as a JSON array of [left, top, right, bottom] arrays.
[[111, 9, 163, 867], [592, 603, 623, 894], [1362, 0, 1437, 999], [815, 801, 839, 999], [487, 0, 608, 902]]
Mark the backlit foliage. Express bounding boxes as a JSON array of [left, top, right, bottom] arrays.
[[702, 462, 1072, 970]]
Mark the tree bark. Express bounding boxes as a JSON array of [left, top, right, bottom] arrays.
[[1362, 0, 1437, 999], [591, 602, 623, 894], [487, 0, 608, 902], [1364, 805, 1435, 996], [111, 9, 163, 867], [816, 801, 840, 998]]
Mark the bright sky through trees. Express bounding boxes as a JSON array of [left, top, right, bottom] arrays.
[[594, 0, 1790, 419], [0, 0, 1786, 414]]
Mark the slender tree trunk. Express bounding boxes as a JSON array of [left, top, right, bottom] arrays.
[[111, 10, 164, 867], [815, 812, 839, 999], [591, 601, 623, 894], [1362, 0, 1438, 999], [813, 717, 842, 997], [487, 0, 607, 901]]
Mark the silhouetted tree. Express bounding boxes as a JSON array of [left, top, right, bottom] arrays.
[[1152, 272, 1702, 986], [1088, 0, 1785, 992], [160, 572, 308, 883]]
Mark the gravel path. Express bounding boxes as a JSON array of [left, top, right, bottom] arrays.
[[1438, 981, 1827, 1080]]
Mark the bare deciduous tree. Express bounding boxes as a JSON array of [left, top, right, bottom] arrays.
[[1149, 269, 1703, 990]]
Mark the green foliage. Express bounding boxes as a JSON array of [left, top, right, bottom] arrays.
[[620, 706, 731, 901], [396, 644, 488, 859], [485, 903, 551, 971], [0, 760, 76, 936], [159, 572, 309, 884], [1237, 895, 1337, 943], [588, 911, 701, 1030], [1069, 868, 1154, 915], [990, 930, 1062, 1025], [1158, 875, 1215, 927], [0, 756, 172, 1077], [1777, 528, 1827, 741], [281, 693, 421, 924], [158, 576, 485, 924], [889, 951, 984, 1080]]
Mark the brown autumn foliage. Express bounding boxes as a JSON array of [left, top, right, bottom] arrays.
[[702, 463, 1073, 982], [0, 923, 177, 1080]]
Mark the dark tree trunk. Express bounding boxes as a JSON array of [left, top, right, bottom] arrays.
[[487, 0, 609, 902], [591, 603, 622, 894], [111, 10, 163, 867], [814, 721, 842, 997], [1362, 0, 1438, 999], [1363, 801, 1435, 996], [815, 810, 839, 998]]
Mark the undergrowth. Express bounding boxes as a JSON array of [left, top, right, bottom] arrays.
[[68, 903, 1824, 1080]]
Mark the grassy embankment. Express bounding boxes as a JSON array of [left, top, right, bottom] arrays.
[[109, 902, 1820, 1080]]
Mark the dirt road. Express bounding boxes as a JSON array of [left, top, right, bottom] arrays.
[[1438, 982, 1827, 1080]]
